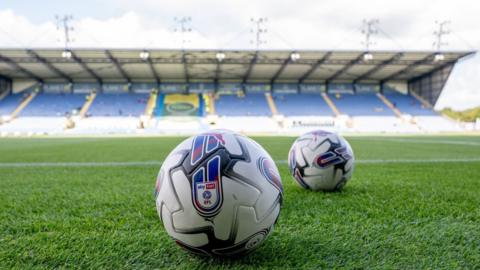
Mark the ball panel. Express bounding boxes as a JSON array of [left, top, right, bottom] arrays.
[[170, 170, 212, 231], [212, 176, 260, 241], [218, 131, 243, 155], [161, 205, 209, 247], [234, 204, 280, 245], [233, 161, 281, 220], [155, 170, 182, 215]]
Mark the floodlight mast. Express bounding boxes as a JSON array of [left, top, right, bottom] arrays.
[[433, 20, 451, 52], [250, 17, 268, 50], [56, 15, 74, 56], [174, 16, 192, 49], [361, 19, 379, 61]]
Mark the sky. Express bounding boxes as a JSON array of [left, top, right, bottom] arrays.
[[0, 0, 478, 110]]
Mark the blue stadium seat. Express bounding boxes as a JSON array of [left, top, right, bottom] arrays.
[[273, 93, 333, 116], [88, 93, 148, 117], [20, 93, 86, 117], [329, 93, 394, 116], [384, 91, 436, 116], [215, 94, 271, 116], [0, 94, 25, 116]]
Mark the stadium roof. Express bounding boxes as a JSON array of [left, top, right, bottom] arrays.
[[0, 48, 474, 84]]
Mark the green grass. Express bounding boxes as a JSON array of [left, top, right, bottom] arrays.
[[0, 136, 479, 269]]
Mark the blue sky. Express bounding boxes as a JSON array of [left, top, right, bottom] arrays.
[[0, 0, 478, 109]]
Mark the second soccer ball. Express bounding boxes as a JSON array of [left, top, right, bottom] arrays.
[[288, 130, 355, 191]]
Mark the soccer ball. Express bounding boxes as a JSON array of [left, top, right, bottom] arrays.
[[288, 130, 354, 191], [154, 130, 283, 257]]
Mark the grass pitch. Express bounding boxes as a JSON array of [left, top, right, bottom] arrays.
[[0, 136, 479, 269]]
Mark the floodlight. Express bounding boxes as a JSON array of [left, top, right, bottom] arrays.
[[216, 52, 226, 62], [140, 50, 150, 60], [61, 50, 72, 59], [434, 53, 445, 62], [363, 53, 373, 61], [290, 52, 301, 61]]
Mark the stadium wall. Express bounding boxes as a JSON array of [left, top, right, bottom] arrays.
[[0, 76, 11, 100], [409, 63, 455, 106]]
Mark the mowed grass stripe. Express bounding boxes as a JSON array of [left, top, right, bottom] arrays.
[[1, 158, 480, 168]]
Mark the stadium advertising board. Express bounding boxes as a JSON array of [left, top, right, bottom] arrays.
[[160, 83, 188, 94], [131, 83, 157, 93], [244, 83, 270, 93], [299, 84, 325, 94], [43, 83, 72, 94], [189, 83, 215, 93], [273, 83, 298, 94], [328, 83, 354, 94], [102, 83, 129, 94], [73, 83, 101, 94], [161, 94, 201, 116]]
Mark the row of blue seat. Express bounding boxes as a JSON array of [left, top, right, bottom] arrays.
[[216, 94, 271, 116], [384, 91, 436, 116], [0, 93, 148, 117], [329, 93, 394, 116], [0, 92, 437, 117], [88, 94, 148, 117]]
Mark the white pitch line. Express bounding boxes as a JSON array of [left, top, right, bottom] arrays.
[[0, 158, 480, 168], [355, 138, 480, 147], [0, 161, 162, 168]]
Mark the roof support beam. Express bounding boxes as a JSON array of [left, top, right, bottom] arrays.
[[353, 53, 403, 83], [70, 51, 103, 85], [381, 53, 437, 83], [0, 54, 44, 83], [27, 50, 72, 83], [105, 50, 131, 83], [326, 52, 367, 83], [270, 52, 293, 84], [214, 56, 222, 89], [181, 50, 189, 86], [298, 52, 332, 83], [243, 51, 258, 84], [146, 58, 161, 84]]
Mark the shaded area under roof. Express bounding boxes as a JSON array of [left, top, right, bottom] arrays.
[[0, 48, 474, 84]]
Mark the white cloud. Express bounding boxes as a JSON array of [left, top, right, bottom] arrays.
[[0, 0, 479, 109]]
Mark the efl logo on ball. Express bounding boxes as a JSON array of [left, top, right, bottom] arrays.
[[192, 156, 223, 217]]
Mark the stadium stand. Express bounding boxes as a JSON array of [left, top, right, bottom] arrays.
[[273, 93, 333, 116], [0, 49, 474, 135], [19, 93, 86, 117], [0, 94, 24, 116], [88, 93, 148, 117], [329, 92, 394, 116], [383, 91, 437, 116], [215, 93, 271, 116]]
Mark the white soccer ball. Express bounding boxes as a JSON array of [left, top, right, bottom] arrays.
[[288, 130, 355, 191], [155, 130, 283, 257]]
